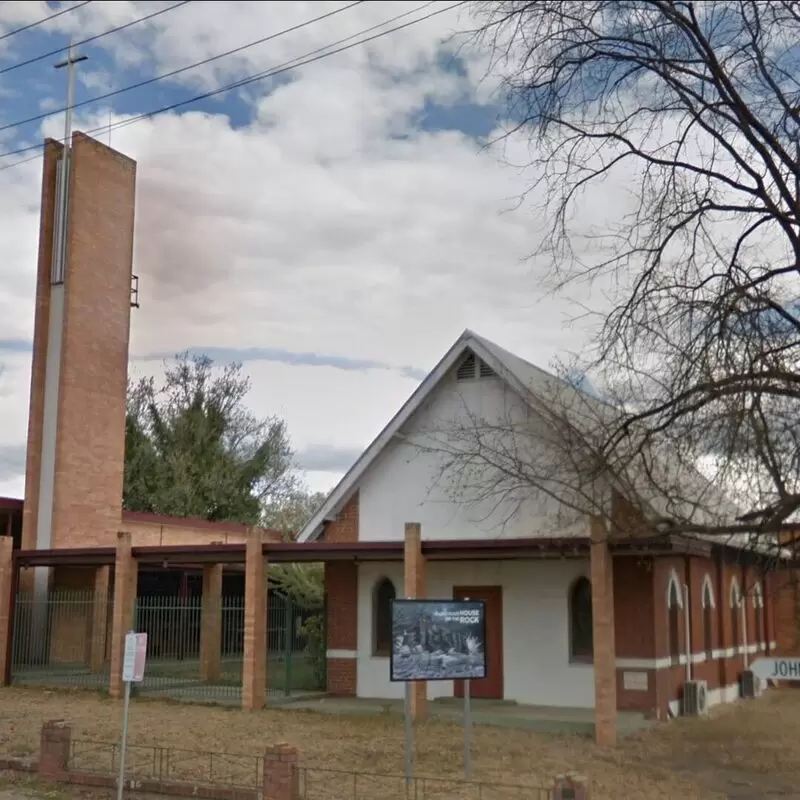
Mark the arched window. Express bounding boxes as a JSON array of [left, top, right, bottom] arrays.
[[730, 578, 742, 651], [702, 575, 715, 657], [667, 573, 682, 664], [569, 577, 593, 662], [373, 578, 396, 656], [753, 582, 764, 646]]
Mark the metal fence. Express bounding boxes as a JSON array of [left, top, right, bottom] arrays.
[[67, 740, 554, 800], [298, 767, 554, 800], [10, 590, 111, 690], [70, 738, 263, 790], [10, 588, 326, 704]]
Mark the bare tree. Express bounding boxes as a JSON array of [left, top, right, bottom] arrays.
[[448, 1, 800, 541]]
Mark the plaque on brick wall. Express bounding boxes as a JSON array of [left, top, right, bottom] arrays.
[[390, 599, 486, 682], [622, 670, 648, 692]]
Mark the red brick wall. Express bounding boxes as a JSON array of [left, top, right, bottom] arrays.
[[321, 492, 358, 543], [52, 134, 136, 549], [614, 557, 657, 713], [614, 555, 761, 718], [773, 569, 799, 654], [326, 658, 356, 697], [614, 557, 655, 658], [324, 561, 357, 695]]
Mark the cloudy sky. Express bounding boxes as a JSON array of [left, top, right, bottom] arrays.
[[0, 0, 601, 500]]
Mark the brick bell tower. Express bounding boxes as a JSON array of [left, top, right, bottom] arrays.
[[21, 117, 137, 561]]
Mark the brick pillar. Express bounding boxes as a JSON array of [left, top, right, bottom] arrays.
[[263, 743, 299, 800], [0, 536, 14, 686], [242, 534, 267, 711], [553, 773, 590, 800], [590, 515, 617, 746], [109, 533, 136, 699], [89, 566, 110, 673], [324, 561, 357, 695], [39, 720, 71, 779], [200, 564, 223, 682], [404, 522, 427, 721]]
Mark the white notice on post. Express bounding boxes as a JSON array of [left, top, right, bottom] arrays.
[[122, 632, 148, 683]]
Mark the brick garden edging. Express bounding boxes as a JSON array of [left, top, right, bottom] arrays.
[[0, 720, 590, 800]]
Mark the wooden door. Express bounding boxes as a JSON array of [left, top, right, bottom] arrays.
[[453, 586, 503, 700]]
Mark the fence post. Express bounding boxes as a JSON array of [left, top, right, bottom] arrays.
[[320, 594, 328, 690], [284, 596, 292, 697], [90, 566, 110, 673], [39, 720, 71, 779], [553, 773, 590, 800], [200, 564, 223, 682], [263, 743, 299, 800], [0, 537, 14, 686]]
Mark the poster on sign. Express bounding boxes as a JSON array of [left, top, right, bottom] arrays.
[[390, 599, 486, 682]]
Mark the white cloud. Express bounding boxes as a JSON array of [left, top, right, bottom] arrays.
[[0, 1, 614, 499]]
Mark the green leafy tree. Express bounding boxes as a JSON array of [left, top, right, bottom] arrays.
[[262, 489, 328, 538], [123, 353, 297, 525], [263, 488, 329, 607]]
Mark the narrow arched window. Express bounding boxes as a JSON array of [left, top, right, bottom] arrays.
[[730, 579, 742, 651], [668, 573, 682, 664], [373, 578, 396, 656], [569, 577, 593, 662], [753, 582, 764, 646], [702, 576, 715, 658]]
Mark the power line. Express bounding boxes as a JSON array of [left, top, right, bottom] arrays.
[[0, 1, 191, 77], [0, 0, 365, 135], [0, 1, 463, 169], [0, 1, 91, 42]]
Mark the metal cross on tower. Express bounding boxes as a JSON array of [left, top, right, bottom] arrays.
[[50, 42, 87, 286], [54, 42, 87, 152]]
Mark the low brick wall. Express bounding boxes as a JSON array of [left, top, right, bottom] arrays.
[[0, 720, 591, 800], [0, 720, 294, 800]]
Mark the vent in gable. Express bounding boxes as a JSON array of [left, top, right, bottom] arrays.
[[456, 352, 497, 381], [479, 359, 496, 378], [456, 352, 477, 381]]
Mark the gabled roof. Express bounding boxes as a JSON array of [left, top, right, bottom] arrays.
[[297, 329, 755, 548], [297, 329, 604, 543]]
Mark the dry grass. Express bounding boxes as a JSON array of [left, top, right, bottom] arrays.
[[3, 688, 800, 799]]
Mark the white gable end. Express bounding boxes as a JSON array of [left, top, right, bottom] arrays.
[[357, 350, 589, 542]]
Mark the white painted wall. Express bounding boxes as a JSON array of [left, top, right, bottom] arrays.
[[356, 559, 596, 708], [358, 368, 590, 542]]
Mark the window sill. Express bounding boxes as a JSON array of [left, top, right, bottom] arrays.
[[569, 657, 594, 666], [372, 652, 390, 659]]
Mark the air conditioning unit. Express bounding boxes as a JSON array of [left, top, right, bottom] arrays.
[[741, 669, 763, 699], [683, 680, 709, 716]]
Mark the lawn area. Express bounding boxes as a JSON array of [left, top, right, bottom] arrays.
[[3, 687, 800, 799], [143, 654, 320, 692]]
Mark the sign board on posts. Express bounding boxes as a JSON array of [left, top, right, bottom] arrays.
[[751, 657, 800, 681], [390, 599, 487, 683], [122, 632, 148, 683]]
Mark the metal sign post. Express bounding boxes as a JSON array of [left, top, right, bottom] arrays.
[[389, 598, 487, 788], [464, 676, 473, 780], [403, 681, 413, 786], [118, 631, 147, 800], [463, 595, 472, 782]]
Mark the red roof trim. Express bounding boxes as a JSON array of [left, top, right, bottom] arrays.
[[10, 533, 785, 568], [121, 510, 282, 538], [0, 497, 23, 511]]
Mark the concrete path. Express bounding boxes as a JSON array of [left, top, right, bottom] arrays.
[[278, 695, 652, 737]]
